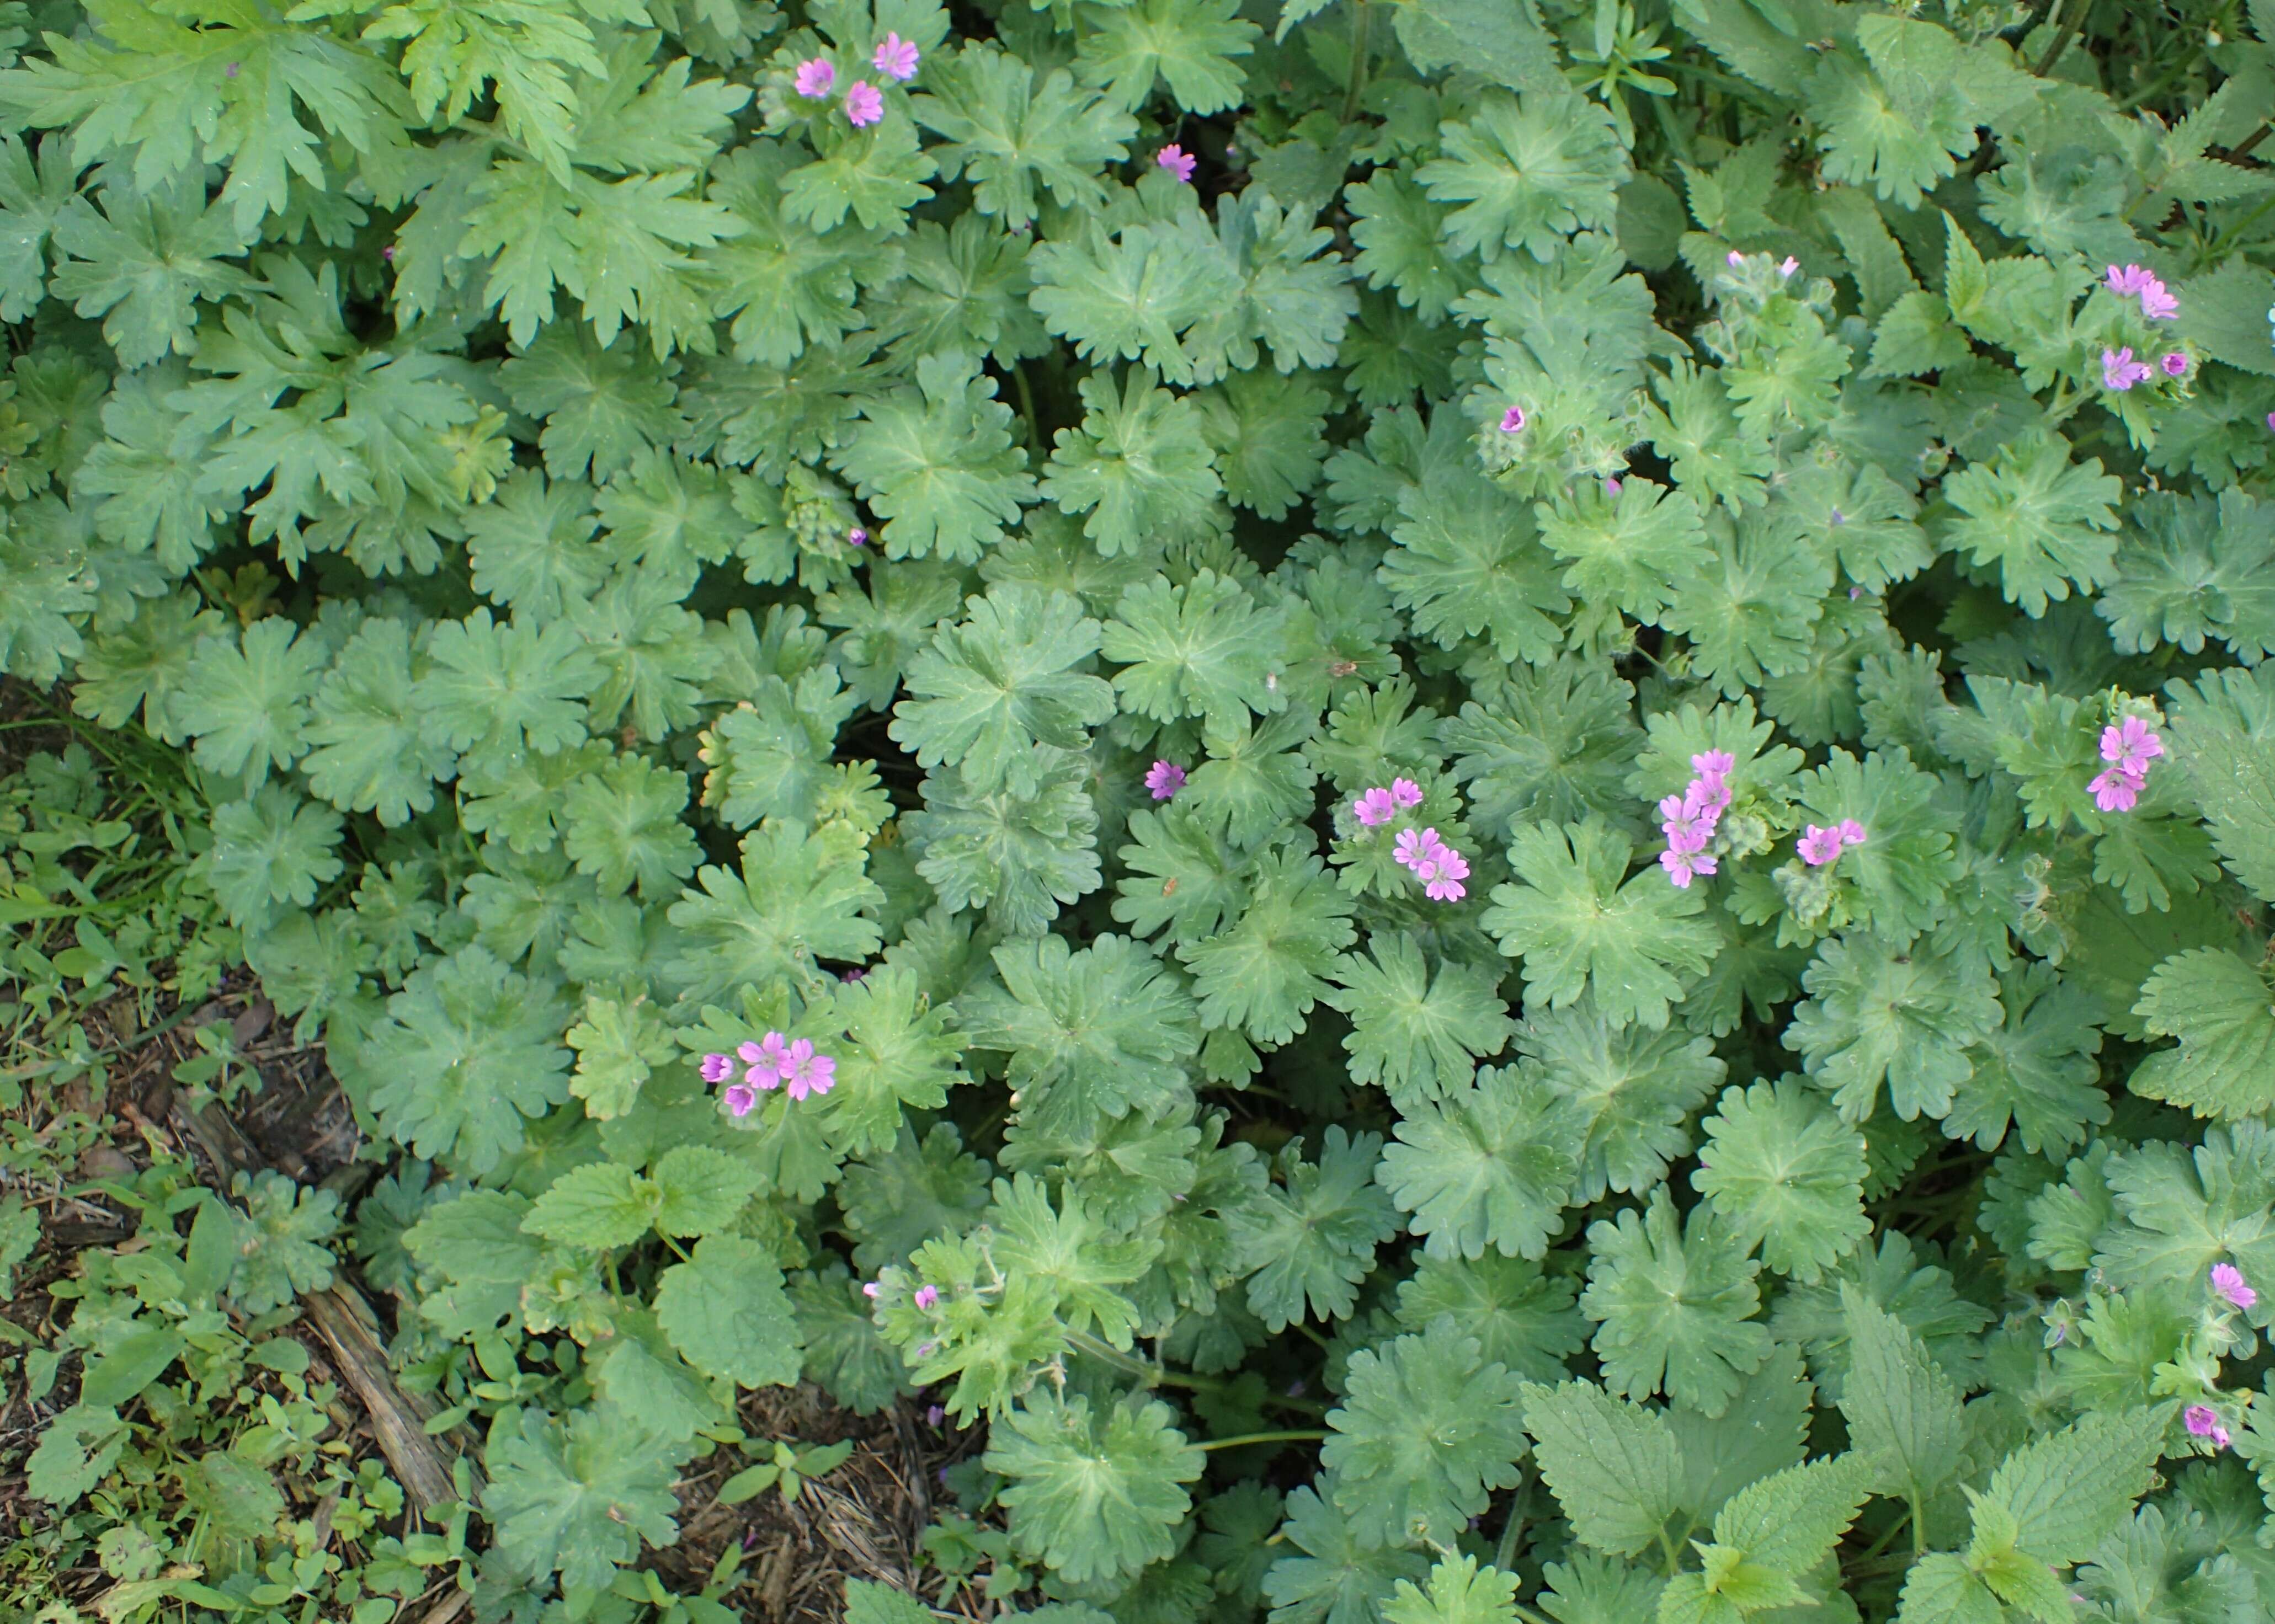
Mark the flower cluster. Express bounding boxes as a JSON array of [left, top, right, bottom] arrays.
[[2101, 346, 2189, 391], [1658, 751, 1733, 888], [1146, 760, 1186, 800], [701, 1032, 837, 1115], [1797, 820, 1868, 867], [2106, 262, 2178, 320], [1394, 827, 1469, 901], [793, 34, 918, 127], [1352, 778, 1424, 826], [2088, 717, 2164, 812]]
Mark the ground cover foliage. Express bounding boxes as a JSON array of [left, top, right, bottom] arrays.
[[6, 0, 2275, 1616]]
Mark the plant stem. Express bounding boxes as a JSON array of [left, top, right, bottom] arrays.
[[1197, 1429, 1327, 1452], [1910, 1492, 1927, 1559], [2032, 0, 2074, 74], [1342, 1, 1371, 122]]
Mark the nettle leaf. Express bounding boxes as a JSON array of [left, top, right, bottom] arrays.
[[1521, 1379, 1685, 1558], [654, 1234, 803, 1388], [1581, 1190, 1771, 1417], [1322, 1318, 1530, 1548], [1229, 1126, 1400, 1330], [1483, 819, 1719, 1030]]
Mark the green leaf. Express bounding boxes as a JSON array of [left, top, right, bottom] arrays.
[[1038, 369, 1224, 557], [654, 1235, 803, 1388], [2130, 948, 2275, 1120], [300, 617, 455, 827], [1483, 819, 1719, 1030], [1179, 847, 1357, 1046], [1228, 1126, 1401, 1329], [482, 1403, 691, 1595], [1381, 1063, 1580, 1262], [1384, 1555, 1521, 1624], [1325, 932, 1515, 1107], [1581, 1191, 1770, 1417], [665, 822, 885, 1003], [1102, 569, 1286, 731], [1939, 430, 2124, 618], [1416, 89, 1628, 263], [834, 352, 1036, 562], [1322, 1318, 1530, 1548], [222, 1169, 340, 1315], [1836, 1286, 1965, 1506], [1075, 0, 1259, 115], [49, 179, 249, 367], [1784, 933, 2002, 1125], [982, 1390, 1203, 1585], [2167, 665, 2275, 904], [1521, 1379, 1684, 1559], [1980, 1408, 2163, 1565], [172, 618, 324, 793], [1691, 1079, 1869, 1283], [889, 583, 1117, 795], [914, 44, 1136, 230], [1711, 1454, 1870, 1576]]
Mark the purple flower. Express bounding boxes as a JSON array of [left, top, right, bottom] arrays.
[[1389, 778, 1424, 809], [2139, 278, 2178, 321], [1393, 827, 1429, 871], [782, 1039, 835, 1100], [1156, 144, 1196, 183], [1660, 792, 1715, 848], [2267, 412, 2275, 435], [2212, 1263, 2257, 1310], [700, 1053, 735, 1083], [914, 1284, 939, 1310], [794, 57, 836, 97], [1797, 825, 1845, 866], [1354, 787, 1397, 827], [925, 1404, 945, 1427], [1660, 846, 1717, 888], [2161, 351, 2191, 377], [382, 244, 396, 263], [1146, 760, 1186, 800], [1725, 249, 1744, 268], [1500, 404, 1526, 433], [2102, 346, 2152, 391], [845, 80, 883, 126], [2088, 765, 2145, 813], [2105, 263, 2150, 299], [2101, 717, 2164, 775], [1692, 750, 1735, 778], [723, 1082, 759, 1118], [1604, 476, 1622, 497], [848, 526, 867, 547], [1835, 819, 1867, 848], [873, 31, 920, 81]]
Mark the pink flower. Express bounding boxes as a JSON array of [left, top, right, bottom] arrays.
[[723, 1082, 759, 1117], [873, 31, 919, 81], [1155, 144, 1196, 183], [794, 57, 836, 98], [2089, 766, 2145, 813], [1500, 405, 1526, 433], [2267, 412, 2275, 435], [1424, 843, 1469, 902], [1354, 787, 1397, 827], [1660, 846, 1717, 888], [739, 1033, 791, 1088], [2101, 717, 2164, 774], [848, 526, 867, 546], [1777, 256, 1798, 277], [925, 1404, 945, 1425], [1389, 778, 1424, 809], [1394, 828, 1429, 871], [2105, 263, 2151, 299], [862, 1281, 880, 1299], [700, 1053, 734, 1083], [914, 1284, 939, 1310], [1691, 773, 1732, 818], [2184, 1405, 2230, 1449], [2212, 1263, 2257, 1311], [1725, 249, 1744, 268], [1797, 825, 1845, 866], [844, 80, 883, 126], [2138, 277, 2178, 321], [2102, 346, 2152, 391], [781, 1039, 835, 1100], [1604, 476, 1622, 497], [1692, 750, 1735, 778], [1147, 760, 1186, 800], [1835, 819, 1867, 847], [1660, 793, 1715, 848], [2161, 351, 2191, 377]]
